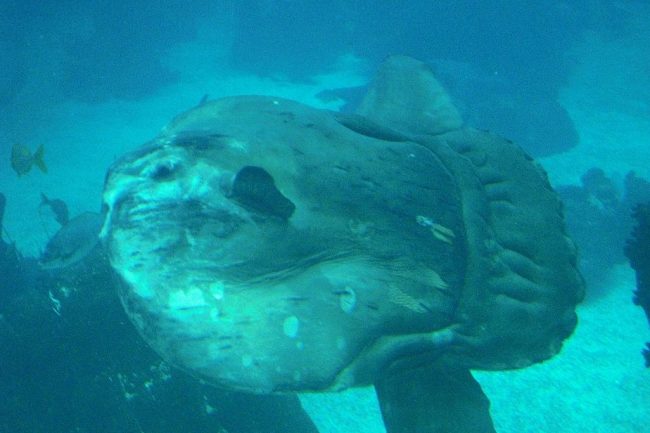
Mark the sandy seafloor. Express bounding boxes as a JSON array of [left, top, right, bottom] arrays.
[[1, 32, 649, 433]]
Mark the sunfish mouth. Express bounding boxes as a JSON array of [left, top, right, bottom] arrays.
[[102, 96, 464, 393]]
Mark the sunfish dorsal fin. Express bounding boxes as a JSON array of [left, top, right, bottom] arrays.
[[356, 55, 462, 136]]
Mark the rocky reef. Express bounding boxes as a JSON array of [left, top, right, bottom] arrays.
[[625, 202, 650, 367]]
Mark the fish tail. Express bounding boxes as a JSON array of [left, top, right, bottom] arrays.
[[33, 144, 48, 173]]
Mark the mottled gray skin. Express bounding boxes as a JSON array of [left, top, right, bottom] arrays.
[[101, 56, 584, 433]]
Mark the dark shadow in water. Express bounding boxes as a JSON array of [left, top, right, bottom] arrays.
[[0, 213, 319, 433]]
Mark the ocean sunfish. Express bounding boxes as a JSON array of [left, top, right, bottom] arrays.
[[101, 56, 584, 433]]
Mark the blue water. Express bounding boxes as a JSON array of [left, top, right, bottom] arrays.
[[1, 1, 649, 432]]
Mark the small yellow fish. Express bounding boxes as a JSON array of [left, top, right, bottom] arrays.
[[11, 143, 47, 176]]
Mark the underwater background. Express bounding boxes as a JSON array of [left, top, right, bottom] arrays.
[[0, 1, 649, 432]]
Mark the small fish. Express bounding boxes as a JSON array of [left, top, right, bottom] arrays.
[[39, 211, 104, 270], [40, 193, 69, 226], [11, 143, 47, 176]]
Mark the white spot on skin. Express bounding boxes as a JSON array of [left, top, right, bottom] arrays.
[[336, 337, 346, 351], [188, 175, 204, 196], [242, 355, 253, 367], [210, 308, 219, 321], [339, 287, 356, 313], [296, 341, 304, 350], [226, 138, 248, 152], [210, 282, 225, 300], [168, 288, 207, 310], [123, 268, 155, 298], [283, 316, 299, 338]]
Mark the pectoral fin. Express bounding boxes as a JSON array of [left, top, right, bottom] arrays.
[[230, 166, 295, 220]]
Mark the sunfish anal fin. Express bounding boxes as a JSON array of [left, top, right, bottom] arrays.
[[375, 366, 496, 433]]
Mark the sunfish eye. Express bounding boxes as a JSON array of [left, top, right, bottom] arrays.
[[230, 166, 295, 220], [150, 161, 177, 181]]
